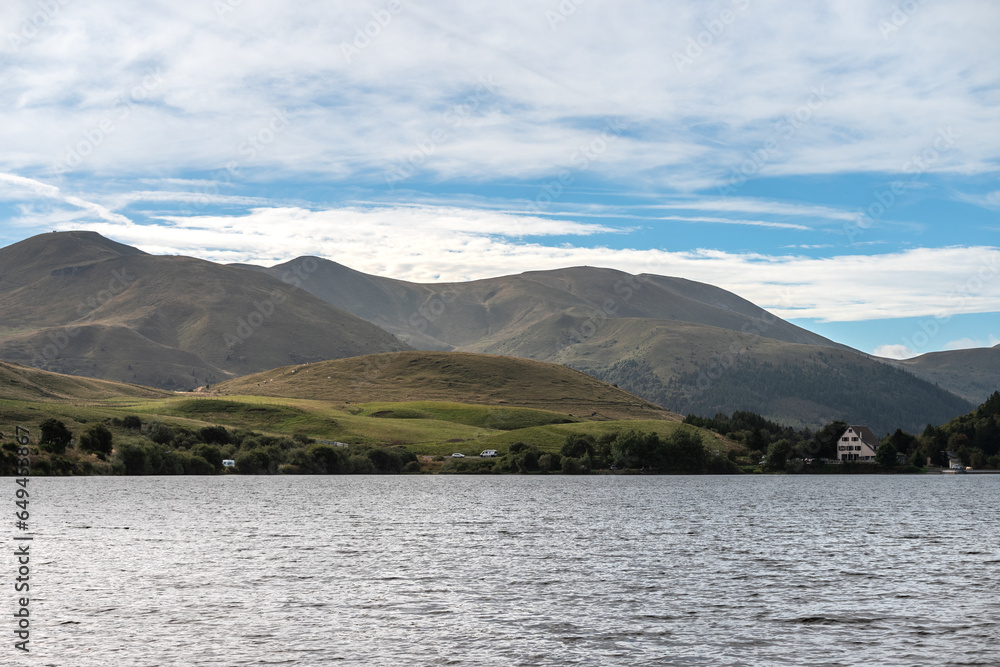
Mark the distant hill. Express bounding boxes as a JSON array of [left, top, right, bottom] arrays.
[[1, 232, 984, 432], [888, 345, 1000, 404], [0, 359, 167, 401], [0, 232, 408, 389], [213, 351, 678, 422], [260, 258, 843, 351], [258, 257, 976, 431]]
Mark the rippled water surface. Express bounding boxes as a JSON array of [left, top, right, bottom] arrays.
[[20, 475, 1000, 665]]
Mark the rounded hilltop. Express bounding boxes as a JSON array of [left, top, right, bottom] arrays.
[[213, 351, 679, 422]]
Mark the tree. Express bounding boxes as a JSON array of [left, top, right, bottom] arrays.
[[79, 424, 113, 457], [39, 419, 72, 454], [117, 443, 149, 475], [193, 444, 224, 471], [122, 415, 142, 430], [813, 420, 848, 459], [763, 439, 792, 471], [663, 429, 706, 473], [561, 434, 595, 459], [874, 441, 898, 469], [199, 425, 231, 445]]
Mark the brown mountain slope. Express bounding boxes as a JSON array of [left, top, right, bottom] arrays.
[[257, 257, 975, 432], [890, 345, 1000, 403], [214, 351, 678, 422], [0, 233, 409, 389], [261, 257, 844, 351]]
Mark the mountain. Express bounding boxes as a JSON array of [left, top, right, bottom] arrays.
[[258, 257, 976, 433], [889, 345, 1000, 404], [260, 258, 843, 351], [0, 232, 982, 433], [213, 351, 677, 422], [0, 232, 408, 389]]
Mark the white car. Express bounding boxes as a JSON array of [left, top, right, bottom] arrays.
[[451, 453, 465, 458]]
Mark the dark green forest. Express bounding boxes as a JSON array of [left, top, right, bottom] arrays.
[[581, 356, 974, 434]]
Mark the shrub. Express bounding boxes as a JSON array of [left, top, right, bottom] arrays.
[[199, 425, 231, 445], [117, 443, 149, 475], [561, 457, 583, 474], [193, 444, 224, 470], [235, 448, 275, 475], [79, 424, 113, 456], [122, 415, 142, 430], [308, 444, 347, 474], [348, 454, 375, 474], [561, 434, 595, 459], [183, 455, 216, 475], [39, 419, 72, 454]]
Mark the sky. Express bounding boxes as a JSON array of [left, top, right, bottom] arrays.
[[1, 0, 998, 358]]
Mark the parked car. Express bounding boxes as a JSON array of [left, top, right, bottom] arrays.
[[451, 453, 465, 458]]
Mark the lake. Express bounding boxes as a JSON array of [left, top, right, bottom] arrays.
[[18, 475, 1000, 665]]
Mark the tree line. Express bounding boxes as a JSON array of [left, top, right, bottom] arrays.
[[0, 417, 417, 476]]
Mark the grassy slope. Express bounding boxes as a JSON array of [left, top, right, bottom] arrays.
[[212, 351, 677, 421], [1, 353, 730, 461], [891, 345, 1000, 404], [0, 360, 168, 402]]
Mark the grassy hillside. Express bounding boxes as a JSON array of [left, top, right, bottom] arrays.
[[891, 345, 999, 404], [0, 360, 168, 402], [0, 357, 730, 476], [464, 313, 971, 433], [213, 351, 678, 421], [0, 232, 409, 389]]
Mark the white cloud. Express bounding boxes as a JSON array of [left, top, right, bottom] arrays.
[[873, 344, 917, 360], [0, 172, 133, 225], [943, 335, 1000, 351], [0, 0, 996, 187]]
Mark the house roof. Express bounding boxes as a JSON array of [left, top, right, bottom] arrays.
[[841, 425, 880, 449]]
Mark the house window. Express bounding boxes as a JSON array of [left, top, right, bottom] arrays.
[[851, 437, 859, 441], [855, 446, 861, 450]]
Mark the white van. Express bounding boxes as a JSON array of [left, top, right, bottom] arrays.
[[480, 450, 498, 458]]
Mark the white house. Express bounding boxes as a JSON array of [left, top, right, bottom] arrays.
[[836, 425, 880, 462]]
